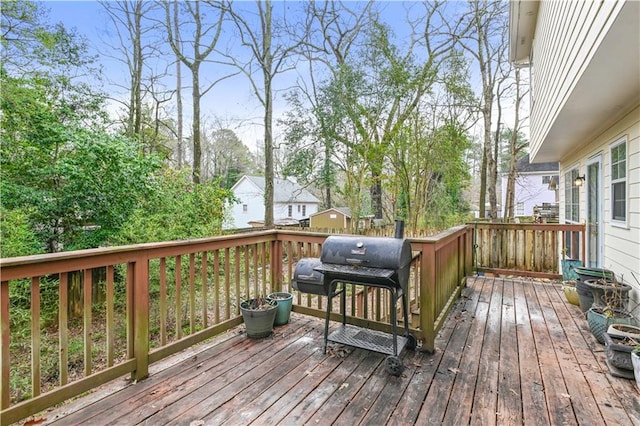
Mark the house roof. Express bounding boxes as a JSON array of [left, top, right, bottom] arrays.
[[310, 207, 351, 218], [234, 175, 320, 204], [510, 1, 640, 162], [516, 154, 558, 173], [508, 0, 539, 66]]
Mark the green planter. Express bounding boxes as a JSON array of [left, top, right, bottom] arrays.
[[561, 259, 582, 281], [587, 307, 638, 344], [574, 267, 615, 282], [268, 292, 293, 326], [240, 298, 277, 338]]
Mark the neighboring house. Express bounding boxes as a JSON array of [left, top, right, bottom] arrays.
[[509, 1, 639, 289], [228, 175, 320, 229], [501, 154, 559, 217], [309, 208, 352, 229]]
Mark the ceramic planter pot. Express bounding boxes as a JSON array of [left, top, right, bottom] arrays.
[[584, 279, 631, 310], [561, 259, 582, 281], [586, 307, 638, 344], [632, 352, 640, 391], [607, 324, 640, 340], [561, 281, 580, 306], [574, 267, 615, 282], [576, 279, 594, 313], [267, 291, 293, 326], [240, 298, 277, 338], [603, 332, 635, 379]]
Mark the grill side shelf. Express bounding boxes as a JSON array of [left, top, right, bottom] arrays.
[[313, 263, 395, 280]]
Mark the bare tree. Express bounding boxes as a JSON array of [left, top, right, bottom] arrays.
[[173, 0, 184, 168], [163, 0, 231, 183], [221, 0, 305, 226], [457, 0, 508, 219], [100, 0, 162, 142], [503, 67, 528, 218]]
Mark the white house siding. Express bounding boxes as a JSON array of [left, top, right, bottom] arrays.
[[500, 173, 556, 216], [229, 178, 266, 228], [228, 176, 321, 228], [530, 1, 625, 157], [559, 106, 640, 295]]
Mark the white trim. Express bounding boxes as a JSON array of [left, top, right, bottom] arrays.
[[609, 135, 628, 227]]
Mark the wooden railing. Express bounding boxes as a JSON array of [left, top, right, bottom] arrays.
[[0, 226, 473, 425], [471, 222, 586, 279]]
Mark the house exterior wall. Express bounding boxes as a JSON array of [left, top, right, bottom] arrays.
[[273, 202, 319, 221], [229, 178, 266, 228], [559, 106, 640, 289], [529, 1, 625, 157], [500, 172, 557, 216], [228, 177, 320, 228]]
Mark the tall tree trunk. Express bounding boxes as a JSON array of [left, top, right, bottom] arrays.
[[504, 68, 523, 219], [263, 0, 274, 227], [174, 0, 183, 168], [192, 68, 201, 184]]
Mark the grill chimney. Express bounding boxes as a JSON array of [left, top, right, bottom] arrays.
[[394, 219, 405, 239]]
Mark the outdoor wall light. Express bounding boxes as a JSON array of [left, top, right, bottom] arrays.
[[574, 175, 585, 187]]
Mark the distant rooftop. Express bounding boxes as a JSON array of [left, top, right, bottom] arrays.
[[241, 176, 320, 203], [516, 154, 559, 173]]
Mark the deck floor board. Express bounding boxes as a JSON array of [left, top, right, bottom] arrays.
[[40, 277, 639, 426]]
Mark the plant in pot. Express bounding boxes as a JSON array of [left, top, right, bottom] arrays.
[[586, 277, 638, 345], [267, 291, 293, 326], [584, 277, 632, 310], [633, 345, 640, 391], [575, 267, 615, 313], [240, 295, 278, 338], [602, 331, 638, 379]]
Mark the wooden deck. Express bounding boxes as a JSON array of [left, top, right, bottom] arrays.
[[37, 276, 639, 425]]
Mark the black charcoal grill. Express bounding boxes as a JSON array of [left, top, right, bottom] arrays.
[[292, 221, 416, 375]]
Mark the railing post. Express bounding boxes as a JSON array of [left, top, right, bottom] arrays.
[[132, 258, 149, 381], [1, 281, 9, 411], [271, 236, 282, 292], [465, 226, 474, 277], [420, 242, 437, 352]]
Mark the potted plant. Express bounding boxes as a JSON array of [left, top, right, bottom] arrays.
[[560, 250, 582, 281], [602, 331, 636, 379], [239, 296, 278, 338], [587, 306, 637, 344], [267, 291, 293, 326], [575, 267, 614, 313], [584, 278, 632, 310], [561, 281, 580, 306], [633, 346, 640, 391], [607, 323, 640, 340]]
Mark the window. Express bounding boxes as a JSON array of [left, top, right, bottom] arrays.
[[302, 205, 306, 216], [542, 175, 551, 185], [610, 138, 626, 222], [288, 205, 292, 217], [516, 202, 525, 216], [564, 168, 579, 223], [297, 205, 301, 212], [242, 204, 248, 214]]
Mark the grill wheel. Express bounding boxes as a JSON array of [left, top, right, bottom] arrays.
[[386, 356, 404, 376]]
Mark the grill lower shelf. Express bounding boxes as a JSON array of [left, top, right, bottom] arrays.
[[327, 324, 408, 356]]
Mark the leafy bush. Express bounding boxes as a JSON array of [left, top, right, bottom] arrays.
[[111, 168, 235, 245]]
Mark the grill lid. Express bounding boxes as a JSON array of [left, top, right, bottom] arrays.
[[320, 235, 411, 270]]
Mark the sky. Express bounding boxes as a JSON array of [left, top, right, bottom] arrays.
[[41, 1, 523, 154]]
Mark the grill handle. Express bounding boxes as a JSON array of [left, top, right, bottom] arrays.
[[394, 219, 405, 239]]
